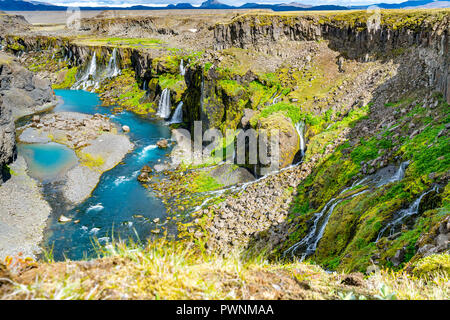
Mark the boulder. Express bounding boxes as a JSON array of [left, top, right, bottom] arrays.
[[137, 171, 151, 182], [157, 139, 169, 149], [208, 163, 255, 187]]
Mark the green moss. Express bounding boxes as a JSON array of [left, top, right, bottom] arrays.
[[190, 172, 223, 193], [77, 152, 105, 170], [251, 102, 302, 126], [218, 79, 245, 97], [158, 73, 186, 101], [53, 67, 78, 89]]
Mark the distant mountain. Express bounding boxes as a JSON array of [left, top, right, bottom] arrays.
[[0, 0, 65, 10], [167, 3, 195, 9], [0, 0, 448, 11], [199, 0, 232, 9]]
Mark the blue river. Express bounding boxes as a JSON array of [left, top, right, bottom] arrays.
[[19, 89, 173, 260]]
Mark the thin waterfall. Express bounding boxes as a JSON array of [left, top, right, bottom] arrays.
[[72, 52, 97, 90], [283, 161, 410, 260], [180, 59, 186, 76], [169, 101, 183, 124], [143, 80, 147, 91], [376, 185, 439, 242], [272, 94, 282, 105], [106, 48, 120, 78], [295, 121, 306, 157], [157, 88, 171, 119]]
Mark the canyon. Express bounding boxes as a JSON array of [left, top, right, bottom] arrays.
[[0, 8, 449, 299]]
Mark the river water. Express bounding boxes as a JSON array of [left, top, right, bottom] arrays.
[[18, 89, 173, 260]]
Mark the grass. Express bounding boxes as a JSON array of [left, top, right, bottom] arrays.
[[73, 37, 163, 49], [1, 239, 448, 300]]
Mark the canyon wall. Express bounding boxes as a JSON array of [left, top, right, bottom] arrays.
[[214, 13, 449, 102]]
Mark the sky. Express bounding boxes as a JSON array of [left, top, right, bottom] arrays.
[[40, 0, 410, 8]]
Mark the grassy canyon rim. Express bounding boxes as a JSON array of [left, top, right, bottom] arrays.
[[0, 7, 449, 300]]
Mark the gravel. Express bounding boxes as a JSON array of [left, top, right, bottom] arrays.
[[0, 157, 51, 260]]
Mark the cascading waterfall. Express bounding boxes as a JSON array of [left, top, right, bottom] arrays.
[[169, 101, 183, 124], [180, 59, 186, 76], [72, 52, 98, 90], [157, 88, 171, 119], [295, 121, 306, 157], [376, 185, 439, 242], [284, 161, 410, 260], [106, 48, 121, 78]]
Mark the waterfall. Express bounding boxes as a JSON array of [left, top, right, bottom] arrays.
[[169, 101, 183, 124], [295, 121, 306, 157], [106, 48, 121, 78], [157, 88, 171, 119], [143, 80, 147, 91], [180, 59, 186, 76], [86, 52, 97, 79], [72, 52, 97, 90], [376, 185, 439, 242], [389, 161, 409, 183], [284, 161, 410, 260], [272, 94, 282, 105]]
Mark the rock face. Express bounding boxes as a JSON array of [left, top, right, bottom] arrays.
[[0, 52, 56, 120], [214, 13, 449, 102], [0, 95, 16, 184], [0, 11, 29, 35], [0, 52, 54, 185]]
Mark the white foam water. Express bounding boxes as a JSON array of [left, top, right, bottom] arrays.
[[180, 59, 186, 76], [89, 227, 101, 235], [169, 101, 183, 124], [138, 144, 157, 159], [86, 203, 104, 213]]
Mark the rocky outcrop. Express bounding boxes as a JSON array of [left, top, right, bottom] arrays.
[[0, 95, 16, 185], [0, 52, 55, 184], [0, 52, 56, 120], [257, 113, 300, 172], [0, 11, 29, 36]]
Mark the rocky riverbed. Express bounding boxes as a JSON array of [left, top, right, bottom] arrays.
[[18, 111, 134, 205]]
